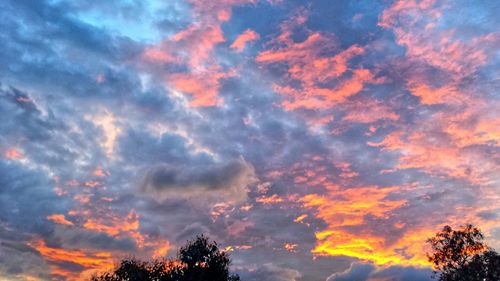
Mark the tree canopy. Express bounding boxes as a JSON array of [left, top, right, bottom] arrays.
[[92, 235, 240, 281], [427, 224, 500, 281]]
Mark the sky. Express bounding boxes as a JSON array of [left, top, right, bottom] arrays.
[[0, 0, 499, 280]]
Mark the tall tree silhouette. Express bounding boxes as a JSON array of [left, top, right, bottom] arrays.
[[92, 235, 240, 281], [427, 224, 500, 281]]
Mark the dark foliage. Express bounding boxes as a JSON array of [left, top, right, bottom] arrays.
[[91, 235, 240, 281], [427, 224, 500, 281]]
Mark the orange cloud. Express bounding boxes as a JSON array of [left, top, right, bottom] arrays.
[[294, 214, 308, 223], [312, 228, 433, 266], [368, 97, 500, 185], [230, 29, 260, 52], [51, 175, 172, 269], [29, 239, 114, 280], [370, 0, 500, 189], [295, 163, 499, 266], [47, 214, 74, 226], [284, 243, 298, 252], [256, 194, 285, 205], [152, 240, 171, 258], [78, 207, 170, 256], [302, 186, 407, 227], [299, 185, 439, 266], [93, 167, 110, 177], [82, 209, 140, 238], [442, 109, 500, 148]]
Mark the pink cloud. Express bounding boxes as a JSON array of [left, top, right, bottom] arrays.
[[172, 24, 226, 69], [142, 47, 179, 64], [342, 99, 399, 123], [257, 12, 382, 111], [169, 69, 236, 107], [230, 29, 260, 52], [135, 0, 261, 107], [379, 0, 499, 77], [4, 148, 24, 160], [369, 0, 500, 187]]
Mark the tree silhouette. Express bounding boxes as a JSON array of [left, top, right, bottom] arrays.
[[427, 224, 500, 281], [92, 235, 240, 281], [178, 234, 239, 281]]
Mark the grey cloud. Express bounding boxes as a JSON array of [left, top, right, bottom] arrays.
[[371, 265, 432, 281], [242, 263, 302, 281], [0, 160, 63, 234], [118, 129, 201, 164], [0, 240, 51, 280], [52, 227, 137, 252], [140, 157, 257, 203], [477, 210, 498, 220], [326, 262, 432, 281], [327, 263, 374, 281]]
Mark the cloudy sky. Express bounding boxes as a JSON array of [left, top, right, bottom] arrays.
[[0, 0, 499, 280]]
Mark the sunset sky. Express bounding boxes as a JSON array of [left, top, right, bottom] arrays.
[[0, 0, 499, 280]]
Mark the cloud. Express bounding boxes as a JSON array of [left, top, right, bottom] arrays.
[[135, 0, 257, 107], [1, 0, 499, 280], [256, 11, 383, 111], [168, 68, 236, 107], [242, 263, 302, 281], [327, 262, 374, 281], [341, 99, 399, 124], [379, 0, 499, 77], [231, 29, 260, 52], [28, 239, 115, 280], [327, 262, 432, 281], [370, 264, 433, 281], [140, 157, 257, 203], [300, 185, 425, 266]]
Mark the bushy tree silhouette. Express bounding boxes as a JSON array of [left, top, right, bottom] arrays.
[[427, 224, 500, 281], [92, 235, 240, 281], [178, 235, 239, 281]]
